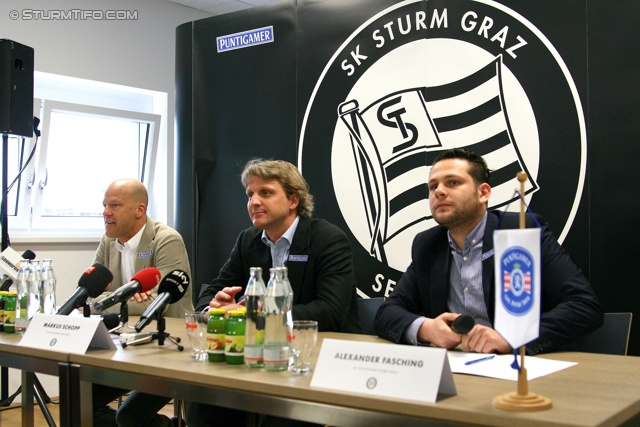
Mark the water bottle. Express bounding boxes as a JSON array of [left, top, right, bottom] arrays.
[[244, 267, 266, 368], [40, 259, 57, 315], [15, 259, 31, 333], [27, 260, 42, 320], [263, 267, 293, 371]]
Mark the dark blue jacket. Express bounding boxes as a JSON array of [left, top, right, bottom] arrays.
[[374, 211, 603, 355]]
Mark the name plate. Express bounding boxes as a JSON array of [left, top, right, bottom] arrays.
[[18, 313, 116, 354], [311, 339, 456, 403]]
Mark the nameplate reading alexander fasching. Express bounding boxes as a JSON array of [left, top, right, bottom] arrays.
[[18, 313, 115, 354], [311, 339, 456, 403]]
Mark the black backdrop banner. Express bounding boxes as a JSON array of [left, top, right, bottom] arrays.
[[175, 0, 640, 355]]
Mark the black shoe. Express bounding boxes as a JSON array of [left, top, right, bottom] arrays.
[[170, 416, 185, 427]]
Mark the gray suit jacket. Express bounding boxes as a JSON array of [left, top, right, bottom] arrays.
[[93, 216, 193, 318]]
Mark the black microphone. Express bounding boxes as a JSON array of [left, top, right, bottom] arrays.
[[56, 263, 113, 315], [94, 267, 161, 313], [0, 250, 37, 291], [134, 270, 189, 332], [101, 312, 121, 330], [21, 250, 36, 261], [451, 314, 475, 334]]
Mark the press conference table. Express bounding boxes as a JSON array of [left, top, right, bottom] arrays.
[[3, 317, 640, 427]]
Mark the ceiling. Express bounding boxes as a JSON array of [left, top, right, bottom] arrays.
[[165, 0, 281, 16]]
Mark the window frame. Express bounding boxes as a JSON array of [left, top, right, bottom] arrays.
[[5, 72, 167, 243], [26, 100, 161, 234]]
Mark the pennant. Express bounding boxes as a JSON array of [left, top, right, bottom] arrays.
[[493, 228, 541, 349]]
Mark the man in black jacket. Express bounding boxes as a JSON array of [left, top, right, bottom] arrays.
[[374, 148, 603, 355], [189, 158, 360, 427]]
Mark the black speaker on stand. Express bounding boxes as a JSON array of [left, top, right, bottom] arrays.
[[0, 38, 33, 249], [0, 40, 52, 425]]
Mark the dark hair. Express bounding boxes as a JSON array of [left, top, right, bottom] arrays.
[[431, 148, 491, 185], [241, 158, 314, 218]]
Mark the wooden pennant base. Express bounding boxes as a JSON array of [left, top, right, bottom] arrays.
[[493, 391, 553, 411]]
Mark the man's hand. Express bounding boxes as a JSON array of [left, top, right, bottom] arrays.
[[208, 286, 245, 309], [131, 290, 153, 303], [417, 312, 462, 349], [461, 325, 512, 354]]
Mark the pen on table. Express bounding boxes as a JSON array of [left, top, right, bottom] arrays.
[[464, 355, 496, 366]]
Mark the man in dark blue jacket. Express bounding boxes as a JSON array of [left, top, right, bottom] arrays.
[[374, 148, 603, 355]]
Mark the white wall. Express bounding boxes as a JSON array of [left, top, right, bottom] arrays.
[[0, 0, 212, 402], [0, 0, 212, 300]]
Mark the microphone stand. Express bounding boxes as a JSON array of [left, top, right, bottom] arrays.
[[0, 133, 55, 426], [151, 316, 184, 351], [123, 315, 184, 350]]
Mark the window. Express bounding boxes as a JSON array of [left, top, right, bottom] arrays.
[[1, 72, 165, 241]]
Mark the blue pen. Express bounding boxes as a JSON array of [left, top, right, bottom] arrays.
[[464, 355, 496, 366]]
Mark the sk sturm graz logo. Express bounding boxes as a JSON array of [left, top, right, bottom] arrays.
[[299, 0, 586, 297], [500, 247, 534, 315]]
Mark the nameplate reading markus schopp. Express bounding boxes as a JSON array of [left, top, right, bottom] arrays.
[[335, 353, 424, 367], [42, 323, 82, 331]]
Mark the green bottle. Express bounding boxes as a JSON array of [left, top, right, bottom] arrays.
[[206, 308, 227, 362], [225, 308, 246, 365], [4, 292, 17, 333]]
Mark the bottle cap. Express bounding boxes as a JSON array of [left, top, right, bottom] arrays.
[[209, 308, 226, 316], [228, 308, 246, 317]]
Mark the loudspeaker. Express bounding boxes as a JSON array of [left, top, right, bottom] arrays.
[[0, 39, 34, 138]]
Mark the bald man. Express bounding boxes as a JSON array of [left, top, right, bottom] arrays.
[[92, 179, 193, 427], [93, 179, 193, 318]]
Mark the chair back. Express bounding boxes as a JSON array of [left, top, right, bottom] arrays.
[[357, 297, 384, 335], [575, 312, 633, 355]]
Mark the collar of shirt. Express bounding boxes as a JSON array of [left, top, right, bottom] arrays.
[[447, 211, 488, 254], [115, 222, 146, 284], [261, 216, 299, 268]]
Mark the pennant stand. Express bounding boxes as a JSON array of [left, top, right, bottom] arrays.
[[493, 172, 552, 411]]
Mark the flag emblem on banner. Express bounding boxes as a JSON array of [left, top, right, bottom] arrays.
[[493, 228, 541, 349], [337, 55, 539, 265]]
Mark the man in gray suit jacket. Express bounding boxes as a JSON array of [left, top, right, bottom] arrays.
[[93, 213, 193, 318], [92, 179, 193, 427]]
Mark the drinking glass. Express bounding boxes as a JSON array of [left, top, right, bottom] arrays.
[[185, 312, 208, 361], [289, 320, 318, 374]]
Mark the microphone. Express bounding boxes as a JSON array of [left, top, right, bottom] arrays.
[[101, 312, 121, 330], [93, 267, 161, 313], [56, 263, 113, 316], [0, 249, 37, 291], [21, 250, 36, 261], [134, 270, 189, 332], [451, 314, 475, 334]]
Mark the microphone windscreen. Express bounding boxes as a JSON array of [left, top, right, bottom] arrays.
[[451, 314, 475, 334], [78, 263, 114, 298], [131, 267, 161, 293], [101, 312, 120, 330], [157, 270, 190, 303], [21, 250, 36, 260]]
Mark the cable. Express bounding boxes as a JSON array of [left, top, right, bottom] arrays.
[[0, 117, 40, 225]]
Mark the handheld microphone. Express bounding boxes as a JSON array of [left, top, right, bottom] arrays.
[[134, 270, 189, 332], [56, 263, 113, 316], [94, 267, 161, 313], [0, 249, 37, 291], [21, 250, 36, 261], [451, 314, 475, 334]]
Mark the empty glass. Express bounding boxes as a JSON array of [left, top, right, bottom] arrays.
[[289, 320, 318, 374], [185, 312, 208, 361]]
